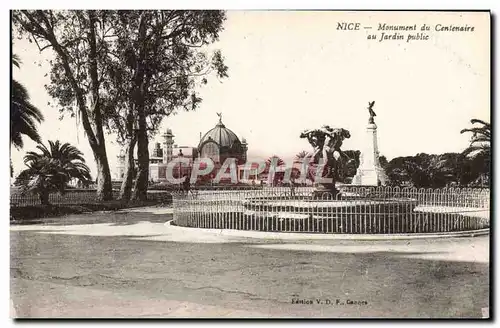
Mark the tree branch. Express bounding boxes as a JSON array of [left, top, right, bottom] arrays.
[[20, 10, 100, 150]]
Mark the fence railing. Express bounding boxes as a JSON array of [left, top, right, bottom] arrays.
[[339, 186, 490, 208], [10, 189, 172, 207], [172, 186, 490, 234]]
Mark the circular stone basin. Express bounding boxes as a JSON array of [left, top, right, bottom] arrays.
[[242, 197, 418, 215]]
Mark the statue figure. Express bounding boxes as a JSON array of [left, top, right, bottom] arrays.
[[300, 126, 351, 198], [300, 128, 325, 163], [368, 101, 376, 124], [216, 112, 222, 123], [300, 126, 350, 166]]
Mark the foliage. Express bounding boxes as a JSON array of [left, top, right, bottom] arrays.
[[97, 10, 228, 200], [10, 199, 169, 221], [265, 155, 285, 169], [460, 119, 491, 158], [13, 11, 109, 137], [101, 10, 228, 143], [379, 155, 388, 168], [294, 150, 310, 162], [381, 120, 490, 188], [341, 150, 361, 179], [11, 54, 44, 149], [460, 118, 490, 185], [12, 10, 229, 201], [302, 149, 360, 184], [12, 10, 118, 200], [264, 155, 286, 185], [383, 152, 488, 188], [15, 140, 92, 205]]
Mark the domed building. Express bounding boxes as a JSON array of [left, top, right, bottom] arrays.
[[198, 115, 248, 165], [115, 114, 248, 183]]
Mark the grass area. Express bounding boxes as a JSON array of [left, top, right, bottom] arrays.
[[10, 199, 171, 223]]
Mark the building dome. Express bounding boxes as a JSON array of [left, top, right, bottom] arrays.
[[199, 121, 242, 149], [198, 116, 247, 165]]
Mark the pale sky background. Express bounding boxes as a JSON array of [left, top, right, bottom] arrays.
[[11, 11, 490, 178]]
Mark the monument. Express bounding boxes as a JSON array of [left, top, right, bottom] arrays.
[[352, 101, 387, 186], [171, 103, 483, 237], [300, 126, 351, 198]]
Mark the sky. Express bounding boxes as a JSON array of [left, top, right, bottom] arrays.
[[11, 11, 490, 178]]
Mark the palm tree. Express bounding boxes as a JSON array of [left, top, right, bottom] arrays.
[[264, 155, 286, 186], [11, 54, 44, 149], [15, 140, 92, 205], [294, 150, 310, 162], [265, 155, 285, 170], [460, 119, 491, 186], [460, 119, 491, 157]]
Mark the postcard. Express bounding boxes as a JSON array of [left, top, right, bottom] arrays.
[[10, 10, 490, 318]]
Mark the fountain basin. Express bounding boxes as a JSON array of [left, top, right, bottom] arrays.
[[241, 197, 418, 215]]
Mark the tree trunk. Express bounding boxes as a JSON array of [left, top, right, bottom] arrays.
[[119, 133, 137, 201], [132, 113, 149, 201], [131, 13, 149, 201], [95, 150, 113, 201], [39, 191, 49, 206], [88, 12, 113, 202]]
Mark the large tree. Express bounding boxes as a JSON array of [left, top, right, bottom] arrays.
[[102, 10, 228, 200], [13, 10, 115, 200]]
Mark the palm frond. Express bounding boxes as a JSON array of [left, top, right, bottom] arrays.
[[11, 79, 44, 148], [12, 54, 21, 69], [460, 127, 490, 139], [470, 118, 490, 128], [462, 145, 490, 157], [461, 119, 491, 161], [469, 136, 491, 145]]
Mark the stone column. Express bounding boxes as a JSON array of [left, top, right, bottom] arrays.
[[352, 121, 386, 186]]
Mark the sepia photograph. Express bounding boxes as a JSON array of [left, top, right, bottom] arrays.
[[9, 9, 491, 319]]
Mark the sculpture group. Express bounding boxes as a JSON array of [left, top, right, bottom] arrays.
[[300, 126, 350, 166], [300, 101, 376, 197], [300, 125, 351, 197]]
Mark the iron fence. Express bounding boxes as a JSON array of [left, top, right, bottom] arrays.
[[172, 186, 490, 234], [10, 189, 172, 207]]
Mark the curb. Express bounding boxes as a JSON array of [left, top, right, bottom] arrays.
[[165, 221, 489, 241]]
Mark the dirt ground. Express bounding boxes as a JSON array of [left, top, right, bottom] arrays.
[[10, 208, 490, 318]]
